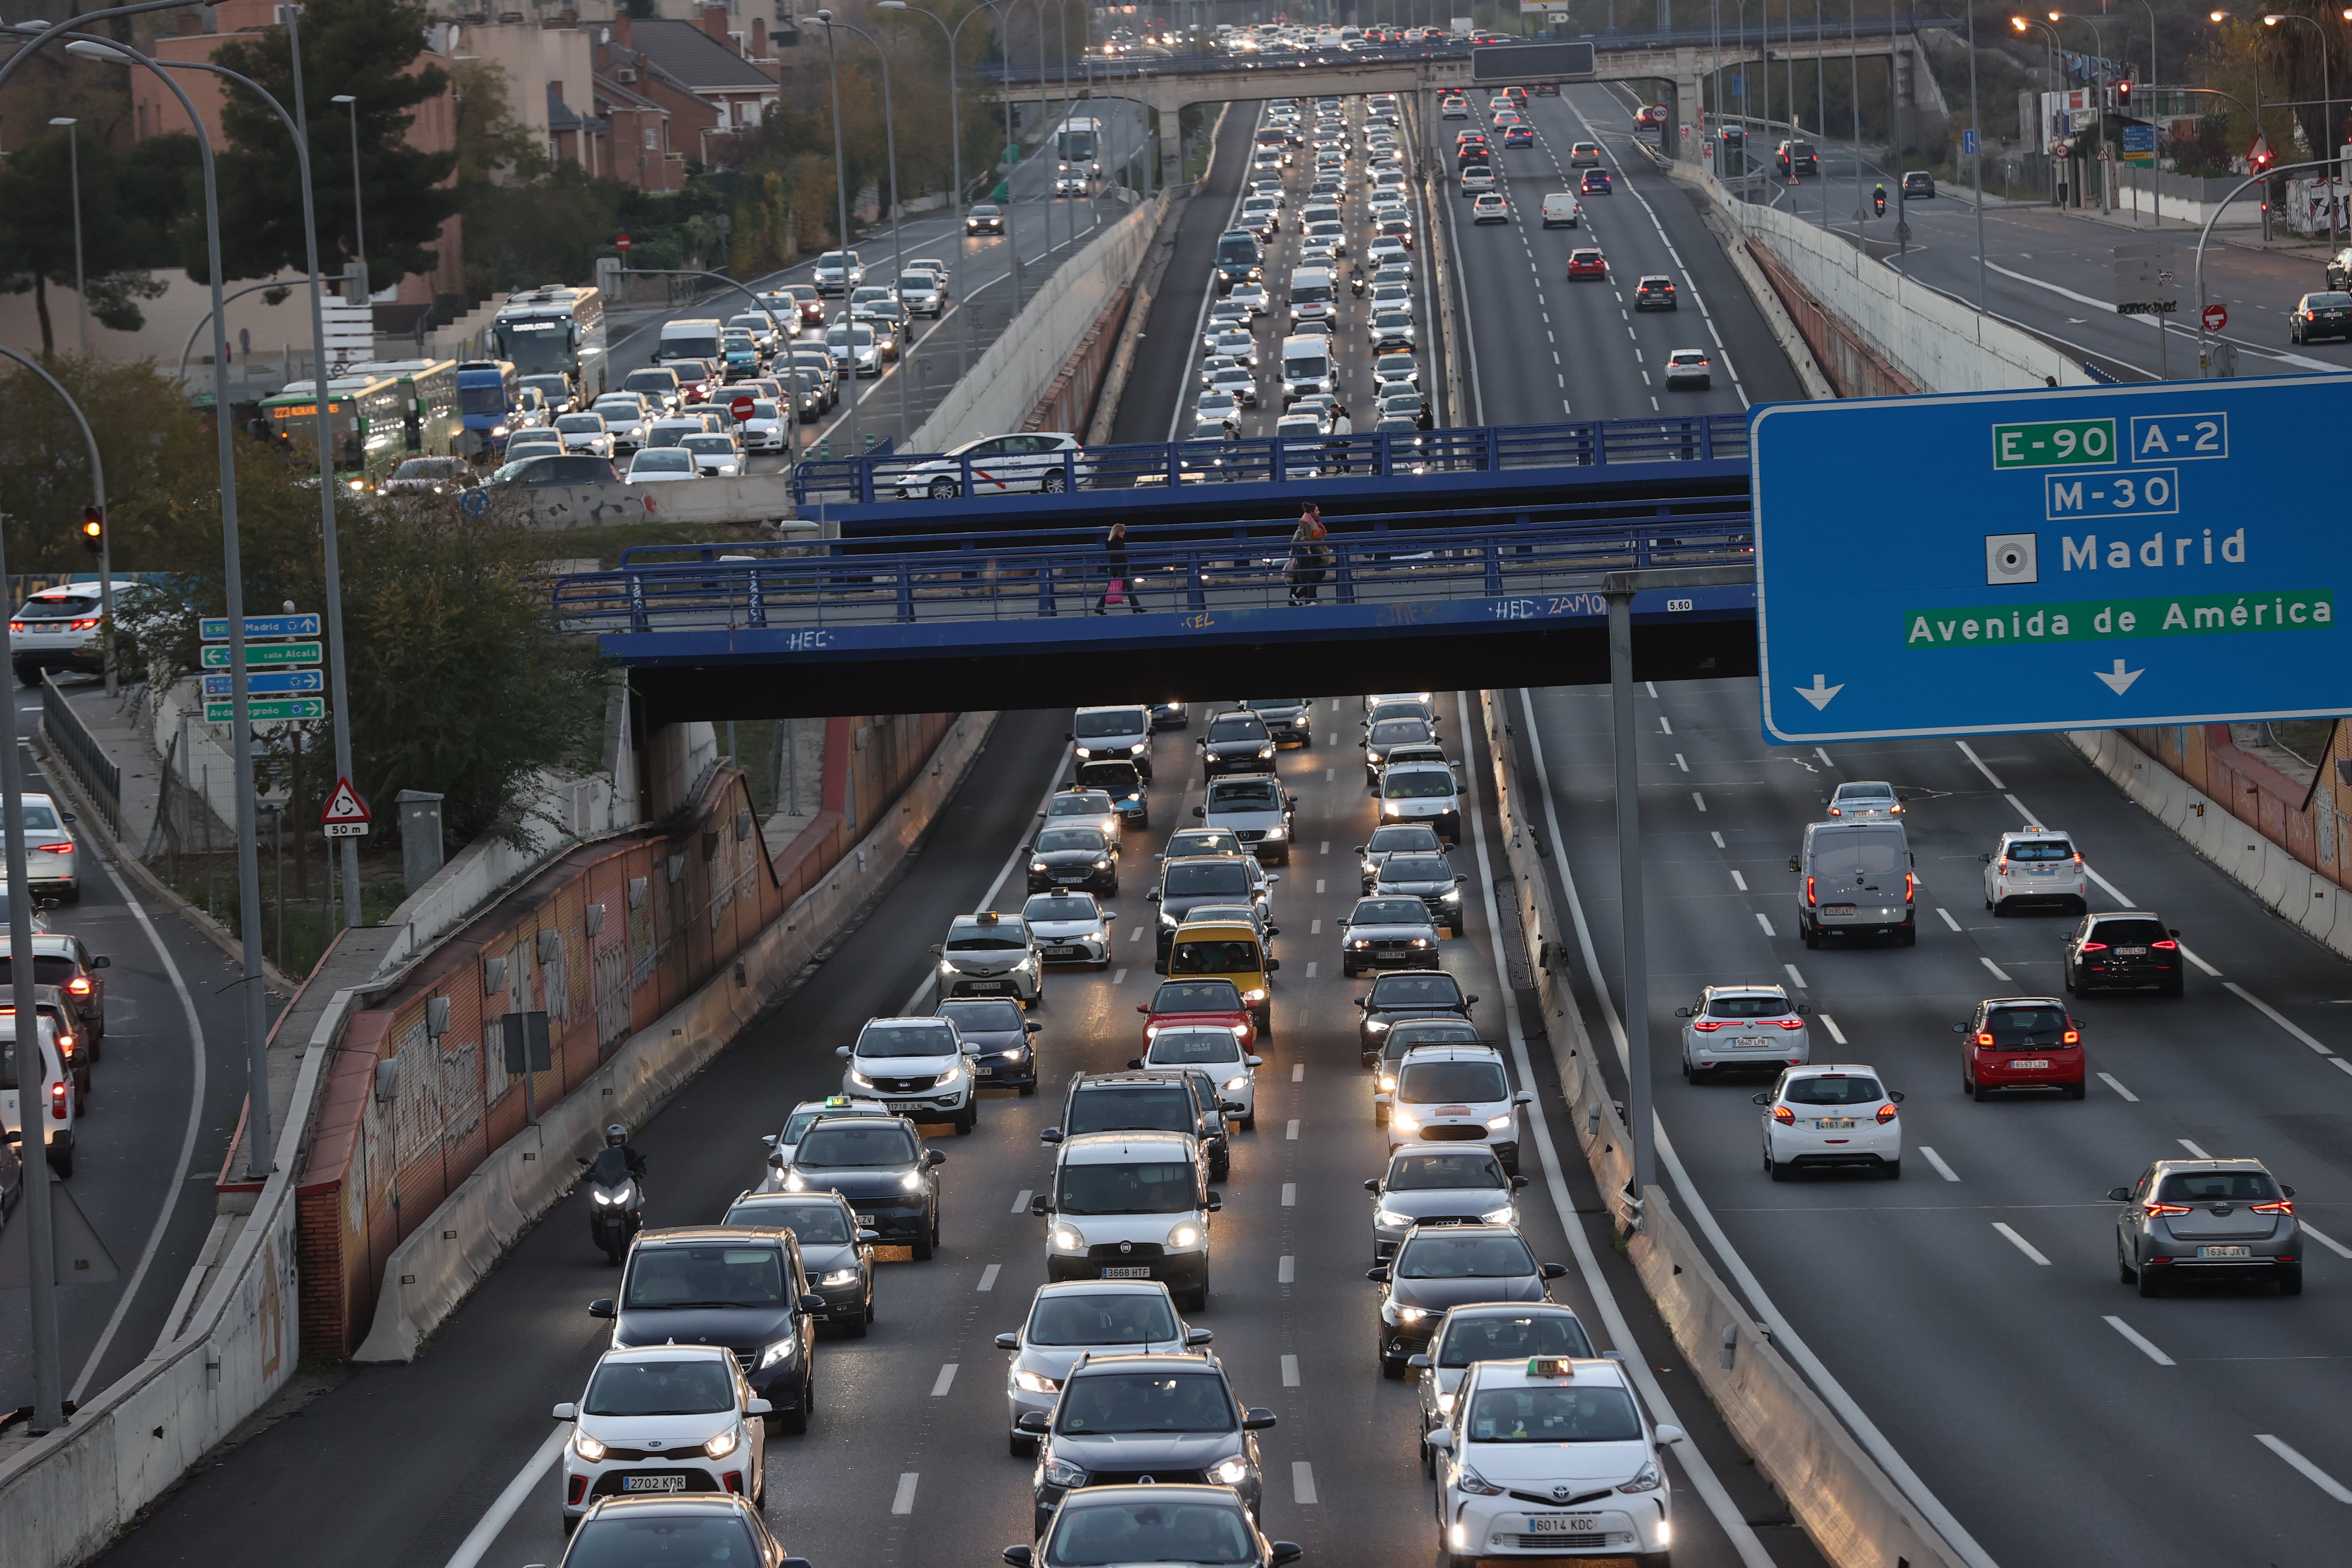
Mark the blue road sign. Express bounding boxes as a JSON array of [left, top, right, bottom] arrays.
[[201, 613, 319, 641], [460, 488, 490, 518], [201, 669, 325, 698], [1962, 128, 1979, 156], [2122, 125, 2157, 151], [1753, 376, 2352, 743]]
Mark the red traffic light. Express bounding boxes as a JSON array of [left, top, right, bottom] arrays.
[[2115, 79, 2132, 103], [79, 506, 104, 557]]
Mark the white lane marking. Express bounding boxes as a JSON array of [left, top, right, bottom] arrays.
[[2256, 1435, 2352, 1504], [2177, 1138, 2214, 1159], [1315, 878, 1326, 893], [1278, 1254, 1295, 1283], [1937, 907, 1963, 932], [1292, 1461, 1319, 1504], [1675, 753, 1690, 772], [1645, 680, 1658, 698], [1692, 791, 1707, 812], [2098, 1072, 2140, 1102], [1992, 1222, 2052, 1266], [2181, 944, 2221, 977], [1281, 1183, 1296, 1205], [437, 1424, 571, 1568], [1319, 840, 1330, 854], [1305, 961, 1318, 978], [2102, 1316, 2176, 1366], [1112, 968, 1127, 984], [1463, 690, 1780, 1568], [1919, 1147, 1961, 1183], [1731, 869, 1748, 891], [1711, 831, 1725, 848], [1130, 926, 1143, 942], [1281, 1353, 1301, 1386], [931, 1363, 958, 1396], [977, 1264, 1001, 1292], [1956, 740, 2007, 790], [1291, 1062, 1303, 1082], [1325, 767, 1334, 781], [2225, 982, 2337, 1056], [1813, 747, 1834, 769], [1286, 1119, 1300, 1139], [1755, 912, 1775, 937], [1782, 962, 1805, 990], [1012, 1189, 1034, 1213], [2335, 1058, 2352, 1078], [2299, 1221, 2352, 1259], [2002, 793, 2041, 828], [1980, 956, 2012, 981], [892, 1473, 921, 1515], [1658, 714, 1673, 734], [1818, 1013, 1848, 1046], [1310, 919, 1321, 934]]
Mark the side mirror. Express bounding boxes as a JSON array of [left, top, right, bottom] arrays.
[[1101, 911, 1117, 922], [767, 1154, 785, 1170], [1788, 857, 1802, 873], [1674, 1008, 1690, 1018], [759, 1134, 778, 1147], [1466, 995, 1479, 1005], [1511, 1174, 1530, 1188], [1136, 1004, 1151, 1014], [1222, 1101, 1245, 1114], [552, 1402, 577, 1421], [1017, 1411, 1050, 1433], [1041, 1129, 1065, 1145], [1027, 1021, 1043, 1033], [1364, 1178, 1382, 1193], [1425, 1429, 1454, 1452], [1353, 845, 1366, 854], [2170, 927, 2181, 937], [1031, 1195, 1053, 1216], [746, 1398, 773, 1417], [1542, 1262, 1569, 1279], [1365, 1265, 1391, 1282], [1980, 852, 1993, 863], [1064, 732, 1074, 741], [930, 944, 944, 956], [1246, 1056, 1263, 1067], [2282, 1184, 2297, 1198], [90, 955, 108, 968], [1271, 1551, 1305, 1568], [1187, 1327, 1214, 1345], [1128, 1058, 1146, 1070], [1004, 1549, 1035, 1568], [588, 1299, 616, 1318], [1193, 806, 1206, 818], [1265, 874, 1279, 883], [1512, 1090, 1533, 1106], [1146, 890, 1161, 901], [995, 1331, 1021, 1350], [1242, 1407, 1278, 1431], [1406, 1353, 1430, 1370], [1454, 875, 1467, 884], [1952, 1022, 1968, 1033], [2106, 1186, 2133, 1202], [1373, 1092, 1391, 1106], [1655, 1423, 1685, 1445], [1796, 1003, 1812, 1014], [835, 1045, 852, 1059], [1354, 997, 1367, 1009], [1889, 1091, 1905, 1103], [1205, 1193, 1223, 1212], [1266, 958, 1280, 972], [858, 1229, 880, 1243], [927, 1148, 946, 1166], [797, 1295, 827, 1314], [1750, 1092, 1772, 1106]]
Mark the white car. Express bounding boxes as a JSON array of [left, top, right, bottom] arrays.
[[736, 399, 787, 452], [1042, 787, 1123, 841], [812, 249, 866, 293], [837, 1014, 977, 1133], [996, 1281, 1203, 1454], [1408, 1303, 1593, 1445], [1426, 1355, 1682, 1564], [1677, 983, 1810, 1082], [1367, 237, 1412, 270], [1367, 1146, 1523, 1260], [1663, 348, 1712, 389], [1370, 282, 1415, 318], [623, 448, 698, 484], [680, 432, 744, 477], [1982, 828, 2087, 915], [554, 1346, 769, 1521], [1021, 891, 1115, 967], [1380, 1043, 1532, 1172], [3, 792, 79, 899], [1208, 365, 1259, 407], [552, 411, 613, 456], [1375, 759, 1462, 843], [1138, 1024, 1262, 1129], [933, 909, 1043, 1003], [0, 1014, 74, 1175], [1757, 1063, 1904, 1180], [1470, 194, 1509, 224], [590, 395, 654, 450], [1228, 281, 1271, 318], [892, 432, 1088, 499], [1071, 704, 1154, 773], [1826, 780, 1903, 819], [757, 1094, 892, 1188]]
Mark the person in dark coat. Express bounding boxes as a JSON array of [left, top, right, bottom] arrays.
[[1286, 506, 1331, 605], [1094, 520, 1144, 613]]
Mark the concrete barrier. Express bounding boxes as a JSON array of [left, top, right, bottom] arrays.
[[1474, 689, 1970, 1568], [351, 710, 999, 1361], [502, 475, 806, 531]]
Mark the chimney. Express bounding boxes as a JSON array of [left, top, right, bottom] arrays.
[[611, 11, 631, 48], [700, 3, 730, 44], [751, 17, 766, 56]]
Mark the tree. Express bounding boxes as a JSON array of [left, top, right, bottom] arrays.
[[0, 126, 173, 358], [202, 0, 461, 293], [0, 358, 213, 576]]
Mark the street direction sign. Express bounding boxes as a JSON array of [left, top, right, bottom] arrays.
[[2202, 302, 2229, 332], [205, 698, 325, 723], [199, 640, 321, 669], [1752, 377, 2352, 743], [201, 669, 324, 697], [201, 613, 318, 641], [1962, 128, 1979, 157]]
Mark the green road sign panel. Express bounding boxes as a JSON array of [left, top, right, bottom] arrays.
[[198, 641, 322, 669], [204, 698, 326, 723], [1991, 418, 2117, 469]]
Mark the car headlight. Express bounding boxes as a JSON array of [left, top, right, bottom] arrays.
[[1395, 1305, 1426, 1323], [900, 1168, 925, 1191], [781, 1169, 808, 1192], [1093, 859, 1110, 870], [1351, 939, 1373, 950], [491, 424, 508, 437], [1031, 860, 1050, 873], [1436, 1390, 1456, 1413], [1223, 1074, 1250, 1092], [1442, 889, 1462, 901], [572, 1430, 609, 1462], [1457, 1465, 1506, 1496], [1379, 1073, 1397, 1090], [1481, 1204, 1515, 1225], [1258, 746, 1274, 758], [1166, 1223, 1202, 1250], [1052, 1226, 1086, 1251], [1366, 1019, 1391, 1032], [1242, 988, 1267, 1004], [1044, 1457, 1089, 1489], [1014, 1368, 1060, 1393], [1230, 1025, 1250, 1038], [758, 1336, 798, 1368], [703, 1428, 741, 1460], [1212, 1457, 1251, 1486], [847, 1067, 874, 1088], [1375, 1207, 1413, 1228], [1129, 743, 1147, 756], [938, 1062, 964, 1085], [1160, 910, 1180, 928], [1075, 746, 1094, 758], [1486, 1114, 1514, 1130], [1619, 1460, 1663, 1494], [938, 959, 959, 975]]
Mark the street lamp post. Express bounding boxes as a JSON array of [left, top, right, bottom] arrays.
[[815, 11, 910, 449], [2012, 16, 2064, 205], [2264, 11, 2336, 247], [877, 0, 991, 381], [814, 10, 861, 459], [48, 117, 89, 357], [331, 93, 366, 294], [2207, 11, 2273, 240]]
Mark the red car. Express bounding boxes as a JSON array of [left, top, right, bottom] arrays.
[[1580, 167, 1613, 195], [670, 358, 716, 402], [773, 284, 825, 328], [1958, 997, 2086, 1100], [1136, 979, 1256, 1051], [1566, 248, 1607, 280]]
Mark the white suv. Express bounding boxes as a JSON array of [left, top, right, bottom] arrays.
[[1376, 759, 1462, 844], [1981, 829, 2087, 915], [1756, 1064, 1904, 1181], [836, 1016, 976, 1134], [8, 582, 106, 687], [1379, 1043, 1533, 1173], [1138, 1025, 1262, 1129], [1035, 1130, 1219, 1309], [1677, 984, 1810, 1082]]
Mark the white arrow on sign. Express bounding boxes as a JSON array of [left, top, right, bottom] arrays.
[[2093, 659, 2144, 695], [1793, 674, 1844, 711]]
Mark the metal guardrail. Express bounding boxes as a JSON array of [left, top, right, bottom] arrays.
[[553, 512, 1755, 636], [39, 672, 120, 834], [790, 416, 1749, 506]]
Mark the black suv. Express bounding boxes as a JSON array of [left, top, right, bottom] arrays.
[[1199, 710, 1277, 779], [1046, 1070, 1230, 1181], [1024, 1354, 1275, 1535], [2063, 910, 2184, 996], [1634, 274, 1677, 311], [591, 1227, 820, 1433], [1357, 969, 1478, 1065], [1776, 138, 1819, 175], [775, 1114, 946, 1259]]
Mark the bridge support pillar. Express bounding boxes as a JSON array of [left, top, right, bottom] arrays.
[[1668, 72, 1707, 162], [1157, 103, 1183, 193]]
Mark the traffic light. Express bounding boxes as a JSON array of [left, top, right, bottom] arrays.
[[78, 505, 104, 557], [2114, 79, 2132, 105]]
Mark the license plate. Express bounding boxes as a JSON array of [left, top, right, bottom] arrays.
[[1526, 1515, 1601, 1533], [1101, 1266, 1152, 1279], [2199, 1245, 2251, 1258], [1047, 946, 1085, 959], [1737, 1037, 1768, 1049], [1821, 904, 1856, 916], [623, 1475, 688, 1493], [965, 981, 1006, 992], [1056, 874, 1089, 884], [2011, 1059, 2050, 1070], [2117, 947, 2148, 956], [856, 1212, 878, 1226], [974, 1064, 995, 1076], [1817, 1118, 1856, 1129]]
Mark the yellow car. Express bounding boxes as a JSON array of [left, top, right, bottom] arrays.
[[1158, 917, 1277, 1033]]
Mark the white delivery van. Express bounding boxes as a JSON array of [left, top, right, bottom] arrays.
[[1279, 333, 1336, 405], [1, 1014, 74, 1176], [655, 317, 725, 364]]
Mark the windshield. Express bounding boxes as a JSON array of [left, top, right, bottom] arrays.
[[795, 1123, 918, 1167], [588, 1146, 635, 1185], [556, 414, 604, 433], [1057, 1372, 1233, 1433], [1028, 1291, 1180, 1346], [1046, 1500, 1257, 1568], [681, 435, 734, 454], [1047, 794, 1113, 820], [1075, 710, 1146, 738], [1352, 898, 1429, 926], [622, 1244, 787, 1309], [1069, 1085, 1194, 1135], [562, 1515, 756, 1568], [1371, 973, 1465, 1008], [1149, 1029, 1244, 1065], [826, 326, 875, 347], [723, 1200, 851, 1244], [1379, 856, 1453, 883], [1383, 771, 1455, 800], [1217, 237, 1260, 266], [632, 451, 693, 473], [582, 1357, 735, 1416], [1388, 1151, 1506, 1191], [1076, 762, 1142, 792], [1210, 780, 1279, 809], [1439, 1312, 1594, 1366], [1397, 1232, 1538, 1279], [1466, 1384, 1642, 1443], [0, 955, 79, 987], [1169, 939, 1263, 975], [1367, 826, 1439, 854], [1037, 828, 1106, 854], [1166, 863, 1250, 898], [2155, 1170, 2279, 1203], [1057, 1160, 1198, 1215], [390, 459, 457, 480], [1706, 994, 1791, 1019], [1398, 1059, 1508, 1104], [1282, 354, 1330, 379], [2007, 840, 2074, 861], [857, 1022, 957, 1056], [938, 998, 1025, 1034], [1024, 894, 1098, 922], [1386, 1023, 1482, 1063], [1781, 1075, 1884, 1106]]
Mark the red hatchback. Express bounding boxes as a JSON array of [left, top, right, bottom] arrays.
[[1137, 979, 1256, 1051], [1566, 248, 1607, 280], [1957, 997, 2086, 1100]]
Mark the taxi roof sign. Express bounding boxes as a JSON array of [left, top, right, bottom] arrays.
[[1526, 1356, 1578, 1378]]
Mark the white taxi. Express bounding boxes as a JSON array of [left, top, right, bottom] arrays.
[[1426, 1354, 1681, 1564], [1981, 828, 2088, 915]]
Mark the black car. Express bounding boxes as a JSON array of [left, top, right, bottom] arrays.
[[719, 1190, 877, 1335], [1028, 826, 1119, 894], [1775, 138, 1818, 175], [776, 1114, 946, 1258], [1008, 1485, 1299, 1568], [1370, 852, 1468, 932], [556, 1496, 810, 1568], [1634, 274, 1677, 311], [1902, 169, 1935, 197], [1023, 1356, 1275, 1535], [1199, 711, 1278, 779], [2291, 290, 2352, 344], [1357, 969, 1478, 1065], [938, 995, 1042, 1092], [1149, 856, 1267, 961], [1047, 1070, 1230, 1182], [2063, 909, 2185, 996], [591, 1227, 820, 1433], [1367, 1224, 1565, 1375], [967, 203, 1006, 235], [1243, 698, 1312, 746], [488, 452, 619, 486], [1073, 759, 1149, 828]]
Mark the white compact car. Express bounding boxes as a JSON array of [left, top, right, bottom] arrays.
[[1036, 1130, 1218, 1309], [1376, 759, 1462, 844], [554, 1345, 769, 1520], [1426, 1354, 1681, 1564], [1677, 983, 1811, 1082], [1380, 1043, 1533, 1173], [1021, 891, 1115, 967], [1982, 828, 2088, 915], [933, 909, 1043, 1003], [0, 1015, 73, 1176], [994, 1280, 1208, 1455], [1756, 1064, 1904, 1181], [836, 1016, 976, 1134], [6, 793, 78, 899], [1138, 1024, 1262, 1129]]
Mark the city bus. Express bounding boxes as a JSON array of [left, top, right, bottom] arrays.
[[347, 358, 464, 461], [259, 374, 412, 488], [491, 285, 609, 405]]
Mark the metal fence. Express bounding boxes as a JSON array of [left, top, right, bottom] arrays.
[[38, 673, 119, 834]]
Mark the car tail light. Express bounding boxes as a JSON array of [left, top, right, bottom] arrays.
[[2062, 1029, 2080, 1045], [1805, 876, 1817, 906], [1905, 872, 1916, 902], [1771, 1017, 1804, 1029], [68, 976, 91, 995], [2150, 939, 2178, 950], [1826, 806, 1841, 817], [1875, 1103, 1899, 1123], [2144, 1201, 2192, 1217], [50, 1080, 68, 1118], [38, 842, 72, 855], [2252, 1199, 2295, 1214], [7, 622, 21, 633], [1771, 1106, 1795, 1125], [1996, 857, 2009, 870], [67, 618, 100, 632], [57, 1032, 75, 1060], [1691, 1018, 1724, 1032], [2079, 941, 2109, 952], [1975, 1031, 1995, 1047]]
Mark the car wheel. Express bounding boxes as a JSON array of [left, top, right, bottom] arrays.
[[1881, 1160, 1900, 1180], [2279, 1263, 2304, 1296], [840, 1303, 869, 1339], [913, 1212, 937, 1261], [1010, 1431, 1038, 1458], [1969, 1075, 1986, 1102], [2161, 975, 2185, 997], [1801, 918, 1820, 950], [48, 1143, 71, 1179], [1019, 1081, 1036, 1097], [956, 1105, 977, 1135], [2064, 1081, 2086, 1099], [1766, 1151, 1788, 1182], [2063, 967, 2078, 995], [1343, 962, 1359, 978], [2136, 1261, 2163, 1297], [929, 478, 961, 499], [1897, 923, 1917, 947], [1040, 471, 1068, 493]]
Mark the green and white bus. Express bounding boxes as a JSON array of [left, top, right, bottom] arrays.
[[261, 360, 466, 489]]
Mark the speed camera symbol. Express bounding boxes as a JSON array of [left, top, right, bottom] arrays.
[[1985, 533, 2039, 586]]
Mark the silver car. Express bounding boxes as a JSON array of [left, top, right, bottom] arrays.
[[932, 910, 1042, 1003], [1242, 697, 1312, 746], [1042, 788, 1121, 841], [1826, 780, 1904, 820], [812, 249, 866, 293], [1021, 891, 1115, 968], [1366, 1146, 1526, 1260], [1357, 822, 1445, 891], [2109, 1158, 2303, 1296], [1338, 894, 1440, 977], [1372, 852, 1467, 935], [1677, 984, 1812, 1082], [1196, 774, 1295, 864], [1407, 1304, 1596, 1451], [994, 1281, 1212, 1455]]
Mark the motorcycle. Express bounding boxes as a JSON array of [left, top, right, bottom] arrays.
[[579, 1146, 645, 1264], [1349, 271, 1367, 298]]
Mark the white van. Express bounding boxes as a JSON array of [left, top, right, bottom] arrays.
[[1279, 333, 1335, 405], [1540, 191, 1583, 228], [655, 317, 724, 364], [1287, 265, 1336, 324], [1033, 1130, 1219, 1309], [1, 1014, 74, 1177]]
